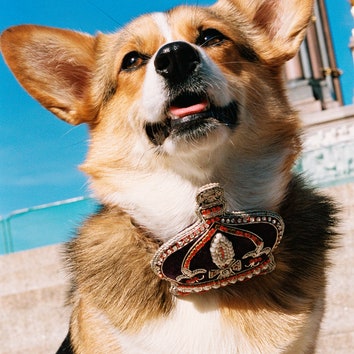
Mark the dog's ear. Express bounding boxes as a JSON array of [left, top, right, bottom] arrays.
[[1, 25, 97, 125], [214, 0, 314, 65]]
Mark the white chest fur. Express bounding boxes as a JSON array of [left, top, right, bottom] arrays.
[[105, 291, 317, 354], [112, 296, 253, 354]]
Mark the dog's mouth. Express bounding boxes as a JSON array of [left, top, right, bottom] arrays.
[[145, 92, 238, 146]]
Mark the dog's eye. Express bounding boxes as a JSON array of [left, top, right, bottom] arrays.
[[196, 29, 227, 47], [121, 51, 149, 71]]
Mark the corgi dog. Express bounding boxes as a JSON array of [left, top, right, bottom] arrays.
[[1, 0, 337, 353]]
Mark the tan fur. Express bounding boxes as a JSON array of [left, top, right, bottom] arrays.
[[1, 0, 337, 353], [0, 25, 97, 124]]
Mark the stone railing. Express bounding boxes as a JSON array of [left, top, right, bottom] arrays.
[[297, 104, 354, 187]]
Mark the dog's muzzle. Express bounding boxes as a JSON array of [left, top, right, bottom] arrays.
[[145, 41, 239, 146]]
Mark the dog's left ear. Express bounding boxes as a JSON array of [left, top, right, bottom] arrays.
[[1, 25, 97, 125], [214, 0, 314, 65]]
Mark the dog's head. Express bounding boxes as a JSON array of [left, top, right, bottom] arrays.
[[1, 0, 313, 239]]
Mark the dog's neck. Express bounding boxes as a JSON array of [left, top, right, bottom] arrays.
[[95, 143, 291, 244]]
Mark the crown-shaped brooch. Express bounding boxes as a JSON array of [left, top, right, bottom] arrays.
[[151, 183, 284, 296]]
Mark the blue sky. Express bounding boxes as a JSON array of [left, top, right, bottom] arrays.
[[0, 0, 212, 216], [326, 0, 354, 105], [1, 0, 354, 217]]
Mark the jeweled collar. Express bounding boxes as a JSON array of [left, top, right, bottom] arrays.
[[151, 183, 284, 296]]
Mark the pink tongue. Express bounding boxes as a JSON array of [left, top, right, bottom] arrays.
[[169, 101, 208, 119]]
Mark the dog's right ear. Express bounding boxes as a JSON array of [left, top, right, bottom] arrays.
[[213, 0, 314, 65], [1, 25, 97, 125]]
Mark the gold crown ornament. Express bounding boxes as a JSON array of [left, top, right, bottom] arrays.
[[151, 183, 284, 296]]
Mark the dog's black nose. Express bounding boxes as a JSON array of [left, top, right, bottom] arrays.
[[154, 41, 200, 83]]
